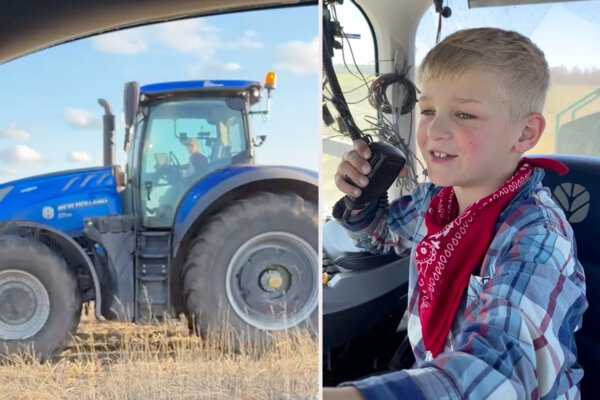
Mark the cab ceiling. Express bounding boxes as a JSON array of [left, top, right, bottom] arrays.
[[0, 0, 312, 65]]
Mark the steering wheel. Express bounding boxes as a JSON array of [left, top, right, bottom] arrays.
[[169, 151, 180, 167], [153, 152, 180, 184]]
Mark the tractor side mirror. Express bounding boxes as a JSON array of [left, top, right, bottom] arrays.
[[252, 135, 267, 147], [123, 81, 140, 151]]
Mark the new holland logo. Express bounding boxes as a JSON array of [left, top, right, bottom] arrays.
[[551, 183, 590, 224], [42, 206, 55, 220]]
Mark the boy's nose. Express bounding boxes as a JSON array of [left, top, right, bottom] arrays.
[[427, 115, 452, 141]]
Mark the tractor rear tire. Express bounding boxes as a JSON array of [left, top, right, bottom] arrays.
[[0, 235, 81, 359], [181, 192, 318, 349]]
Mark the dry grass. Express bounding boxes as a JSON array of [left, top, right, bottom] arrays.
[[0, 308, 318, 400]]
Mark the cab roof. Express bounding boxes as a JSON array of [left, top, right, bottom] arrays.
[[141, 80, 261, 95], [0, 0, 314, 65]]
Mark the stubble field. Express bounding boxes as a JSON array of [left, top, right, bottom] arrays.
[[0, 308, 318, 400]]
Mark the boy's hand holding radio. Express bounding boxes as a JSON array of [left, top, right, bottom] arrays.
[[335, 139, 408, 212]]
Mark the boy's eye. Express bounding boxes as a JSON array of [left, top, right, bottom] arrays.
[[456, 112, 476, 119], [420, 109, 435, 116]]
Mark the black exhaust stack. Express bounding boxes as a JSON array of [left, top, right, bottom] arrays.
[[98, 98, 115, 167]]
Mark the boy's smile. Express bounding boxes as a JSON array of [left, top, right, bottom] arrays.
[[416, 69, 540, 213]]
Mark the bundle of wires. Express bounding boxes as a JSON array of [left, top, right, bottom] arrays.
[[364, 64, 425, 193], [324, 2, 426, 193], [368, 64, 418, 116]]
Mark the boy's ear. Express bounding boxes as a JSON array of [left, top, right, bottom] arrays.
[[514, 113, 545, 154]]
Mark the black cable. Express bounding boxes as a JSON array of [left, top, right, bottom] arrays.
[[368, 64, 418, 116], [434, 0, 452, 43], [323, 2, 424, 201], [323, 9, 364, 142]]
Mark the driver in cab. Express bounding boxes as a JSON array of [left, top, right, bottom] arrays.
[[325, 27, 587, 400], [182, 137, 208, 177]]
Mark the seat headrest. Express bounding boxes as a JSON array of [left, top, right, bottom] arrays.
[[532, 154, 599, 263]]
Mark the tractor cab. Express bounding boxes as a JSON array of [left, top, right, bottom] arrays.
[[122, 76, 276, 227]]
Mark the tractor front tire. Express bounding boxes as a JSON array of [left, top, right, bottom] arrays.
[[182, 192, 318, 349], [0, 235, 81, 359]]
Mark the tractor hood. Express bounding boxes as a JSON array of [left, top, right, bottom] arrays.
[[0, 166, 123, 235]]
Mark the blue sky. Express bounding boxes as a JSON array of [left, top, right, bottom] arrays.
[[0, 5, 319, 183]]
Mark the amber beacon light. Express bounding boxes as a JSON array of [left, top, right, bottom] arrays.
[[264, 72, 277, 90]]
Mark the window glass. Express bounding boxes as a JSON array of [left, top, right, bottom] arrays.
[[140, 98, 245, 227], [415, 1, 600, 157]]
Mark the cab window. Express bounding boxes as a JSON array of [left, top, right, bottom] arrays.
[[415, 0, 600, 157], [140, 98, 246, 227]]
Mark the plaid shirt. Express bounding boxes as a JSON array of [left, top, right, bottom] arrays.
[[338, 168, 587, 399]]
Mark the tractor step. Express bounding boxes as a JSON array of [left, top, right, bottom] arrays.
[[138, 275, 168, 282], [135, 230, 172, 321]]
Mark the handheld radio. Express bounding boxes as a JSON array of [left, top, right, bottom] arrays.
[[323, 6, 406, 214], [345, 141, 406, 209]]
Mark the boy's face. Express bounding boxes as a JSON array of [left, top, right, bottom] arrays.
[[417, 69, 526, 198], [186, 140, 198, 155]]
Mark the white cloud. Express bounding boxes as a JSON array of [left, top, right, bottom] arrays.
[[1, 124, 31, 141], [222, 62, 242, 72], [1, 145, 42, 164], [187, 61, 223, 78], [68, 151, 93, 163], [274, 37, 319, 76], [157, 19, 220, 55], [228, 31, 263, 49], [63, 108, 101, 129], [93, 30, 149, 55]]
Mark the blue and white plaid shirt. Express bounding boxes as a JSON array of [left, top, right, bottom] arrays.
[[338, 168, 587, 399]]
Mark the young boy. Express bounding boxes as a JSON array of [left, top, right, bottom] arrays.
[[325, 28, 587, 399], [182, 137, 208, 177]]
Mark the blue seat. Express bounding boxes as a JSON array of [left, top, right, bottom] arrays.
[[534, 154, 599, 397]]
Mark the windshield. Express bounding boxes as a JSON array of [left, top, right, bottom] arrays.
[[140, 97, 247, 227]]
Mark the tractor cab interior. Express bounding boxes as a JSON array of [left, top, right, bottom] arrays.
[[322, 0, 600, 396], [140, 98, 249, 227]]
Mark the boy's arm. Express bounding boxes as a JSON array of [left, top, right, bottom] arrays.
[[345, 220, 587, 399]]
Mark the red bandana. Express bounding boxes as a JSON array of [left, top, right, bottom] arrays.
[[416, 157, 568, 357]]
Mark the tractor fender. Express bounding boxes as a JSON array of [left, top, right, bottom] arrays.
[[172, 165, 317, 258], [0, 220, 102, 319]]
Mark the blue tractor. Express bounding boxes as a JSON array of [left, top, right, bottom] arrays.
[[0, 75, 318, 357]]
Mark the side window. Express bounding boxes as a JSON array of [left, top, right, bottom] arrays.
[[322, 0, 377, 218], [415, 1, 600, 157], [140, 116, 182, 227], [227, 117, 245, 155], [215, 106, 245, 160]]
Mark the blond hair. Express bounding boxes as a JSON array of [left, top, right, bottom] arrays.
[[418, 28, 549, 121]]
